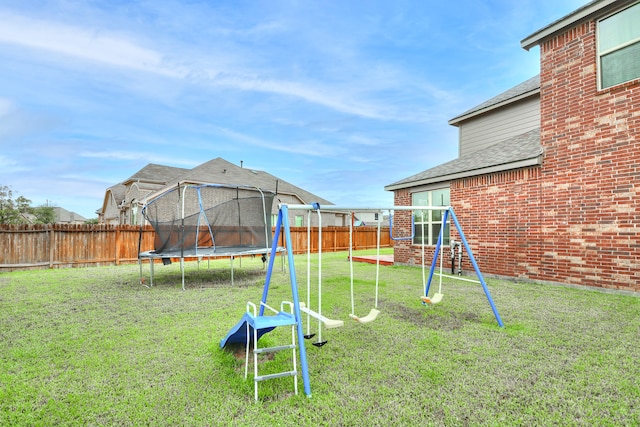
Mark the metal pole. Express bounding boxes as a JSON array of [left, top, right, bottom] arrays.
[[280, 205, 312, 396], [448, 208, 504, 328]]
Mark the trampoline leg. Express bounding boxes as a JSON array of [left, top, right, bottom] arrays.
[[230, 257, 234, 286], [150, 260, 155, 287], [181, 258, 185, 291]]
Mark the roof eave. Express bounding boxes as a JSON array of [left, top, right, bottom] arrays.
[[384, 156, 542, 192], [448, 89, 540, 126], [520, 0, 636, 51]]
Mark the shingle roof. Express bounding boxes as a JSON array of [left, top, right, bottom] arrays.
[[53, 207, 86, 223], [164, 157, 333, 205], [449, 75, 540, 125], [124, 163, 189, 185], [385, 128, 542, 190], [106, 183, 126, 204]]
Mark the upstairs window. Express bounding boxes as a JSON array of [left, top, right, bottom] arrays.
[[598, 2, 640, 89], [412, 188, 450, 246]]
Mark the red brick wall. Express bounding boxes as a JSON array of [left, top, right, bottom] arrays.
[[537, 20, 640, 291], [394, 18, 640, 292]]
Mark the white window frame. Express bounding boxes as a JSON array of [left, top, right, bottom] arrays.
[[597, 1, 640, 90], [411, 187, 450, 246]]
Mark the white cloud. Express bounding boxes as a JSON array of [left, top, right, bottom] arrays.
[[0, 155, 28, 173], [214, 126, 339, 157], [0, 10, 442, 123], [0, 97, 14, 116], [0, 11, 186, 78], [79, 150, 195, 166]]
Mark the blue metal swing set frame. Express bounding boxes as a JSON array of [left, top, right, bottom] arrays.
[[220, 204, 504, 399]]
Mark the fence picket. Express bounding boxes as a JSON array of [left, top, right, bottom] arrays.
[[0, 224, 391, 271]]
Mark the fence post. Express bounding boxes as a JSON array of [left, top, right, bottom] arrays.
[[115, 226, 120, 265], [49, 225, 55, 269]]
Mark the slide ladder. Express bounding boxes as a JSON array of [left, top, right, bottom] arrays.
[[244, 301, 299, 401]]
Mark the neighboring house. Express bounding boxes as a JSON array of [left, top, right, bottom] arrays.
[[99, 157, 343, 227], [99, 164, 189, 225], [386, 0, 640, 293], [53, 207, 86, 224], [18, 207, 85, 224]]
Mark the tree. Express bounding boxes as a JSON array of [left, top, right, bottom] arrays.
[[0, 185, 57, 224], [15, 195, 32, 213], [32, 205, 56, 224], [0, 185, 24, 224]]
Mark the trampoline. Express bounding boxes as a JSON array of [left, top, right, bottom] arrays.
[[138, 182, 284, 289]]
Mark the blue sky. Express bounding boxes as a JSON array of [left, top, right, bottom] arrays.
[[0, 0, 586, 219]]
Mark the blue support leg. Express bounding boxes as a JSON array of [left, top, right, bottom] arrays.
[[280, 205, 312, 397], [259, 208, 283, 316], [448, 208, 504, 328], [424, 209, 449, 297]]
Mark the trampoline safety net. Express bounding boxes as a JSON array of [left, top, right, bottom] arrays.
[[142, 184, 275, 254]]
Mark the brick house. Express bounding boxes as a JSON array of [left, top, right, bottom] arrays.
[[385, 0, 640, 293]]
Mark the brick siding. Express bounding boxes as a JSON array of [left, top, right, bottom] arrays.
[[395, 18, 640, 292]]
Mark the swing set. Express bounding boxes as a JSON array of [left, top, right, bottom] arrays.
[[220, 203, 503, 399], [299, 205, 382, 348]]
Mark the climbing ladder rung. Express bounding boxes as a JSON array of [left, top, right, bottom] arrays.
[[254, 344, 296, 354], [255, 370, 297, 382]]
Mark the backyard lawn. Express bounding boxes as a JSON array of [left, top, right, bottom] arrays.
[[1, 250, 639, 426]]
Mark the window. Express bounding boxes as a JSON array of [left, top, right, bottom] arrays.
[[598, 2, 640, 89], [295, 215, 304, 227], [412, 188, 450, 246]]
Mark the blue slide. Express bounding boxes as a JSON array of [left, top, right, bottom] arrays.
[[220, 311, 297, 349]]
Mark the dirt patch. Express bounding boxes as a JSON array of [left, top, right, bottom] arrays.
[[379, 300, 427, 326], [427, 311, 480, 331], [226, 343, 276, 363], [380, 299, 480, 330]]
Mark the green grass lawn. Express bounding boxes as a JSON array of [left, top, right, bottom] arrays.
[[1, 249, 639, 426]]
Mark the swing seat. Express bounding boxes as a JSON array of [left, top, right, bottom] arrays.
[[421, 293, 443, 305], [349, 308, 380, 324], [299, 303, 344, 329]]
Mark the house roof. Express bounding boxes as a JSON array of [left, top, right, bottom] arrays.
[[449, 75, 540, 125], [53, 207, 86, 223], [384, 128, 542, 191], [521, 0, 638, 50], [106, 184, 126, 204], [123, 163, 189, 185], [161, 157, 333, 205]]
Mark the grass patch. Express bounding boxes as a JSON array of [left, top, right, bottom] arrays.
[[1, 249, 639, 425]]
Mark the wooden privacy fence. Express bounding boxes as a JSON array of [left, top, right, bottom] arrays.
[[0, 224, 156, 271], [277, 226, 392, 254], [0, 224, 392, 271]]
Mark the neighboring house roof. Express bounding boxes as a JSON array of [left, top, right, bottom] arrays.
[[53, 207, 86, 223], [100, 183, 126, 217], [384, 128, 542, 191], [162, 157, 333, 206], [20, 212, 36, 224], [108, 184, 126, 203], [123, 163, 189, 186], [449, 75, 540, 125], [100, 157, 334, 220], [521, 0, 637, 50]]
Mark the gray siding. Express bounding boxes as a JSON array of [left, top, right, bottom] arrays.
[[459, 96, 540, 156]]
